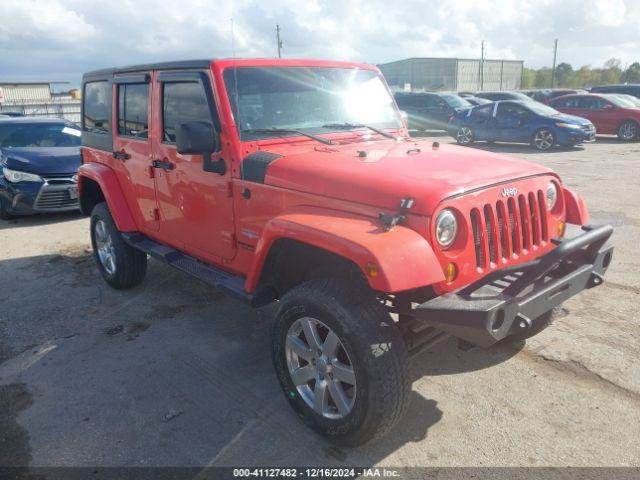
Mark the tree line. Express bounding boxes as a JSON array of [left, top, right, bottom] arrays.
[[522, 58, 640, 89]]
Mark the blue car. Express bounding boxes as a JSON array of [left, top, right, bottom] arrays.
[[447, 100, 596, 151], [0, 117, 81, 219]]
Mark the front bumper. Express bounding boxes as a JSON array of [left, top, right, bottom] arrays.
[[413, 224, 613, 347], [558, 127, 596, 145], [0, 177, 79, 215]]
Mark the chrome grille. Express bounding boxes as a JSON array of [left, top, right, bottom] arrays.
[[470, 190, 548, 268]]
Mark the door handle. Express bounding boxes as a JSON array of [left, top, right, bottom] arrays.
[[113, 150, 130, 160], [152, 159, 175, 170]]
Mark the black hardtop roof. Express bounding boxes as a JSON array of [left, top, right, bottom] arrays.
[[0, 116, 74, 125], [83, 59, 213, 79]]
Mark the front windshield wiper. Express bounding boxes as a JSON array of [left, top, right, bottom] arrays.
[[322, 122, 395, 139], [242, 128, 332, 145]]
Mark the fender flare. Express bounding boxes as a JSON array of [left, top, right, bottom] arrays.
[[78, 162, 137, 232], [245, 206, 445, 293], [562, 186, 590, 225]]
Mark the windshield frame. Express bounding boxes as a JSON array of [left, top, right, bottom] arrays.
[[222, 65, 404, 142]]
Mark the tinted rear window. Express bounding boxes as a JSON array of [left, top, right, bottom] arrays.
[[83, 81, 111, 134]]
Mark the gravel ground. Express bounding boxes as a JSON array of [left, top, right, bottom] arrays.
[[0, 135, 638, 473]]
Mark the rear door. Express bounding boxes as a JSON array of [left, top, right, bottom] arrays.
[[151, 70, 236, 263], [112, 73, 159, 233]]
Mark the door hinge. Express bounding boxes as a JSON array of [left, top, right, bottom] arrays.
[[148, 165, 155, 178], [153, 208, 160, 221]]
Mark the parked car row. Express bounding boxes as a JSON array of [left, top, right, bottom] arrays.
[[395, 85, 640, 150]]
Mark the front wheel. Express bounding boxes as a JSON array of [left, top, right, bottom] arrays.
[[90, 202, 147, 289], [272, 278, 410, 446], [531, 128, 556, 151], [456, 126, 474, 145], [0, 201, 14, 220], [617, 120, 639, 141]]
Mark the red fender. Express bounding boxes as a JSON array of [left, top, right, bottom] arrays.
[[245, 206, 445, 293], [78, 163, 137, 232], [562, 187, 590, 225]]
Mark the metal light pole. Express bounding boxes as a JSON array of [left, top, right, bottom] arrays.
[[276, 24, 283, 58], [479, 40, 485, 91], [551, 39, 558, 88]]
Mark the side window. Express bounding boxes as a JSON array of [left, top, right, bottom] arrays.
[[558, 97, 580, 108], [162, 81, 214, 143], [579, 97, 598, 110], [83, 81, 111, 134], [473, 104, 493, 118], [118, 84, 149, 138]]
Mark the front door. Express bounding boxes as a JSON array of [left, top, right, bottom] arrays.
[[112, 74, 159, 233], [494, 102, 530, 142], [150, 70, 236, 263]]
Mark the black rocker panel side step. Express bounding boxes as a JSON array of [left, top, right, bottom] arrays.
[[122, 232, 254, 304]]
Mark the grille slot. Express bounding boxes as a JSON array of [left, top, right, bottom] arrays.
[[483, 205, 497, 264], [496, 201, 509, 260], [469, 189, 546, 268], [470, 209, 483, 268]]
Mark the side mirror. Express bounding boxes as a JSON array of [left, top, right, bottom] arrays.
[[175, 121, 226, 175]]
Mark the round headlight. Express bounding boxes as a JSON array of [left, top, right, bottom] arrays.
[[546, 182, 558, 210], [435, 209, 457, 248]]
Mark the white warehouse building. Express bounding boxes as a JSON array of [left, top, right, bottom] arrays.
[[0, 82, 81, 123], [379, 57, 524, 93]]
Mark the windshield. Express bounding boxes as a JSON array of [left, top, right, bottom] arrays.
[[0, 122, 81, 148], [440, 94, 472, 109], [224, 67, 403, 140], [525, 102, 561, 116]]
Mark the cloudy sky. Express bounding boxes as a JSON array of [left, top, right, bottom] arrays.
[[1, 0, 639, 87]]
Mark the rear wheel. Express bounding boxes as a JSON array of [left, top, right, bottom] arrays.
[[617, 120, 638, 141], [456, 126, 474, 145], [90, 202, 147, 289], [272, 278, 410, 446], [531, 128, 556, 151]]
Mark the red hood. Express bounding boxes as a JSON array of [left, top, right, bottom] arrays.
[[259, 139, 556, 215]]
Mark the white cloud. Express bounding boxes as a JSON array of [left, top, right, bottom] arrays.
[[0, 0, 638, 85]]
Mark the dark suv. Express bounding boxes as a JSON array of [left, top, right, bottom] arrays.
[[590, 84, 640, 99], [394, 92, 471, 130]]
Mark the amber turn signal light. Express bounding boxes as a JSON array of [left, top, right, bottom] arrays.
[[557, 222, 565, 237], [365, 262, 379, 278], [444, 262, 458, 283]]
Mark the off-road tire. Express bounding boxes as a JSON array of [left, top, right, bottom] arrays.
[[90, 202, 147, 289], [272, 278, 411, 446], [617, 120, 639, 141], [507, 307, 560, 342]]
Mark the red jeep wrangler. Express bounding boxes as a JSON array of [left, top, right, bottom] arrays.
[[78, 59, 613, 445]]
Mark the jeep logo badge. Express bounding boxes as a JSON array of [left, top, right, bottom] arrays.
[[501, 187, 518, 197]]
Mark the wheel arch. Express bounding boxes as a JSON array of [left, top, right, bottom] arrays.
[[245, 206, 445, 295], [78, 162, 137, 231]]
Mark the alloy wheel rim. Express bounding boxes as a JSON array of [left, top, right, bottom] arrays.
[[457, 127, 472, 144], [620, 123, 636, 140], [534, 130, 553, 150], [285, 317, 356, 419], [95, 220, 116, 275]]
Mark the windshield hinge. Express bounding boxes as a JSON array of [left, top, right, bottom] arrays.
[[379, 197, 414, 231]]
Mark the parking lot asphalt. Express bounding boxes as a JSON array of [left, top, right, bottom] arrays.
[[1, 135, 639, 470]]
